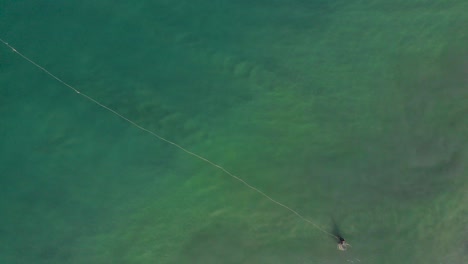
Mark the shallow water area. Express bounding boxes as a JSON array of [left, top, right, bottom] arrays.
[[0, 1, 467, 263]]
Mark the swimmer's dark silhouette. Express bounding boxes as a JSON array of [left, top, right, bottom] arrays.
[[332, 217, 350, 250], [337, 236, 348, 250]]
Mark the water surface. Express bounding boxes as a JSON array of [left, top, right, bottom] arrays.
[[0, 1, 467, 263]]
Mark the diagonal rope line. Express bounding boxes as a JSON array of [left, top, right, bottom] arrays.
[[1, 38, 338, 239]]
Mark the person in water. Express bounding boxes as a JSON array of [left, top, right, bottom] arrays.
[[337, 236, 350, 251], [331, 219, 350, 251]]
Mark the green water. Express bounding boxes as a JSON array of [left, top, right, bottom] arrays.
[[1, 1, 467, 263]]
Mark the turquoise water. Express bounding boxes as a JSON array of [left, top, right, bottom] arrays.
[[1, 1, 467, 263]]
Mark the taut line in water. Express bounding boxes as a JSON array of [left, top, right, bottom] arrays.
[[0, 38, 339, 240]]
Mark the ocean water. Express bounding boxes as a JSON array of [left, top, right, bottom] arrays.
[[0, 1, 467, 263]]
